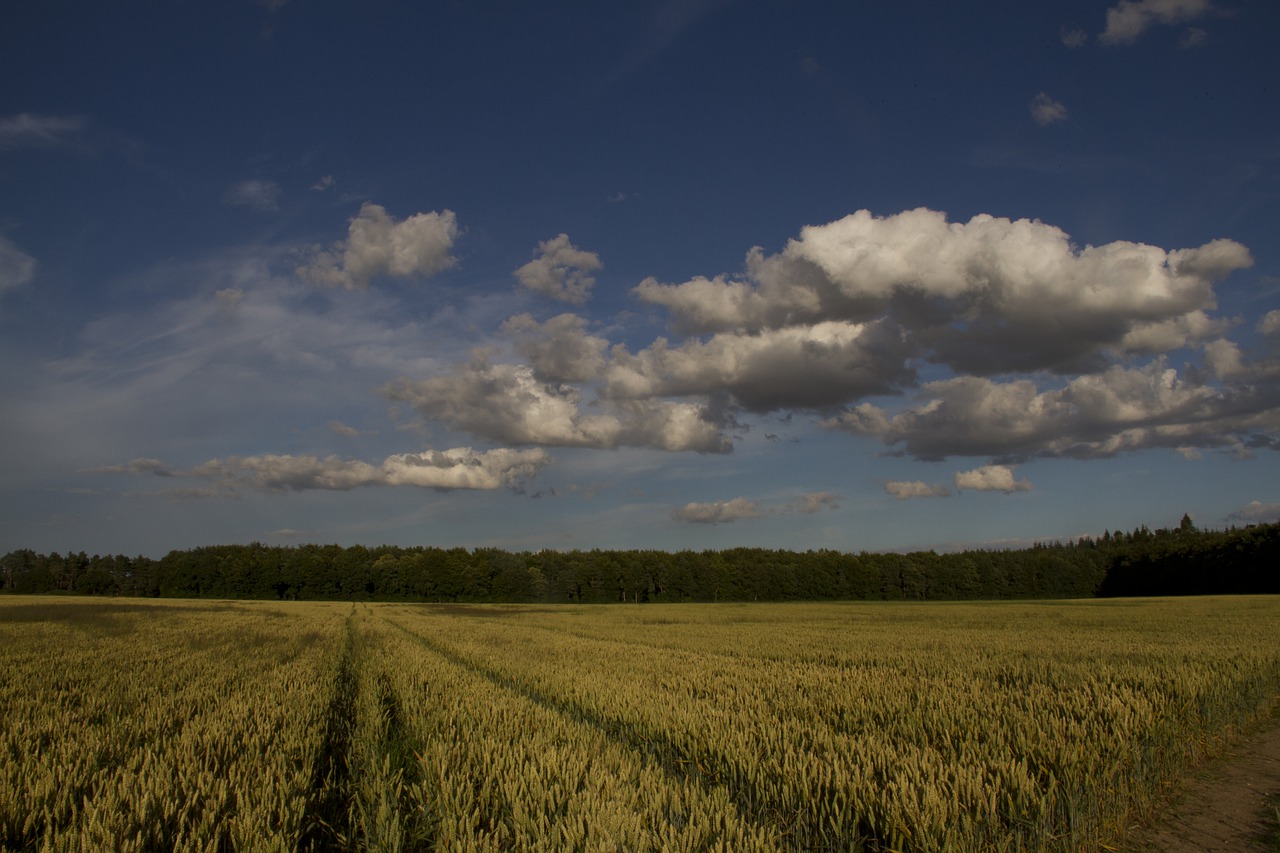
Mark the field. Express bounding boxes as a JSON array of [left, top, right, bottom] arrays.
[[1, 597, 1278, 851]]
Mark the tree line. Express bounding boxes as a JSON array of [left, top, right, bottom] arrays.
[[2, 517, 1276, 603]]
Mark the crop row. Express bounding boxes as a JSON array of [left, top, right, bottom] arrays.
[[1, 596, 1277, 851]]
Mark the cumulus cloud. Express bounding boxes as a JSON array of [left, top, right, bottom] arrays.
[[1258, 311, 1280, 336], [1029, 93, 1068, 126], [383, 353, 730, 453], [823, 403, 891, 436], [1203, 339, 1246, 379], [1061, 27, 1089, 48], [328, 420, 362, 437], [0, 237, 37, 295], [106, 447, 550, 494], [224, 179, 282, 211], [1230, 500, 1280, 522], [885, 481, 951, 499], [298, 202, 458, 290], [605, 319, 912, 412], [382, 448, 549, 490], [0, 113, 84, 150], [954, 465, 1031, 493], [672, 497, 762, 524], [375, 207, 1270, 469], [383, 357, 618, 448], [86, 458, 175, 477], [514, 234, 603, 304], [501, 313, 609, 382], [1099, 0, 1213, 45], [827, 358, 1280, 461], [311, 175, 335, 191], [635, 208, 1251, 376], [794, 491, 841, 513]]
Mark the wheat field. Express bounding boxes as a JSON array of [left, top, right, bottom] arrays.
[[1, 596, 1277, 851]]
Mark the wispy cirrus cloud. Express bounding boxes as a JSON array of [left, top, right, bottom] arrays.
[[0, 237, 37, 296], [224, 179, 282, 212], [0, 113, 85, 150]]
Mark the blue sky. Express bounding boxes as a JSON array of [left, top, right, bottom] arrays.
[[3, 0, 1279, 558]]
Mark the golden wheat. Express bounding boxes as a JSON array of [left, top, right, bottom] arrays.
[[1, 595, 1276, 851]]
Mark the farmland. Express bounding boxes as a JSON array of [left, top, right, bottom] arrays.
[[2, 597, 1278, 851]]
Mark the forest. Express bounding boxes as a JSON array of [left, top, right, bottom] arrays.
[[2, 516, 1277, 603]]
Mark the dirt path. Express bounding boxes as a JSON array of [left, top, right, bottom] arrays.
[[1128, 716, 1280, 852]]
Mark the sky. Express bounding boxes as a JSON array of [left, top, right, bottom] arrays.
[[2, 0, 1279, 559]]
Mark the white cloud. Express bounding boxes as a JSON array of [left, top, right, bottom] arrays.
[[384, 357, 621, 449], [1029, 93, 1068, 127], [831, 359, 1280, 461], [1099, 0, 1213, 45], [318, 206, 1270, 473], [672, 497, 762, 524], [635, 208, 1251, 376], [1230, 500, 1280, 522], [1180, 27, 1208, 47], [383, 448, 549, 490], [383, 355, 730, 453], [954, 465, 1031, 493], [189, 454, 380, 491], [823, 403, 891, 436], [1118, 309, 1227, 353], [224, 179, 282, 212], [151, 446, 550, 494], [0, 237, 36, 295], [604, 319, 912, 412], [501, 313, 609, 382], [885, 481, 951, 499], [298, 202, 458, 290], [1203, 339, 1246, 378], [1061, 28, 1089, 48], [328, 420, 362, 437], [311, 175, 335, 191], [514, 234, 602, 304], [1258, 311, 1280, 335], [0, 113, 84, 150], [116, 205, 1259, 485], [86, 458, 174, 477], [794, 491, 841, 513]]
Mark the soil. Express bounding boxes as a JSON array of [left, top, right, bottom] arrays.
[[1127, 714, 1280, 852]]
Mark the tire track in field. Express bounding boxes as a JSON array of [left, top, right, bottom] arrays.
[[300, 611, 358, 852], [381, 613, 890, 851], [364, 649, 436, 850]]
